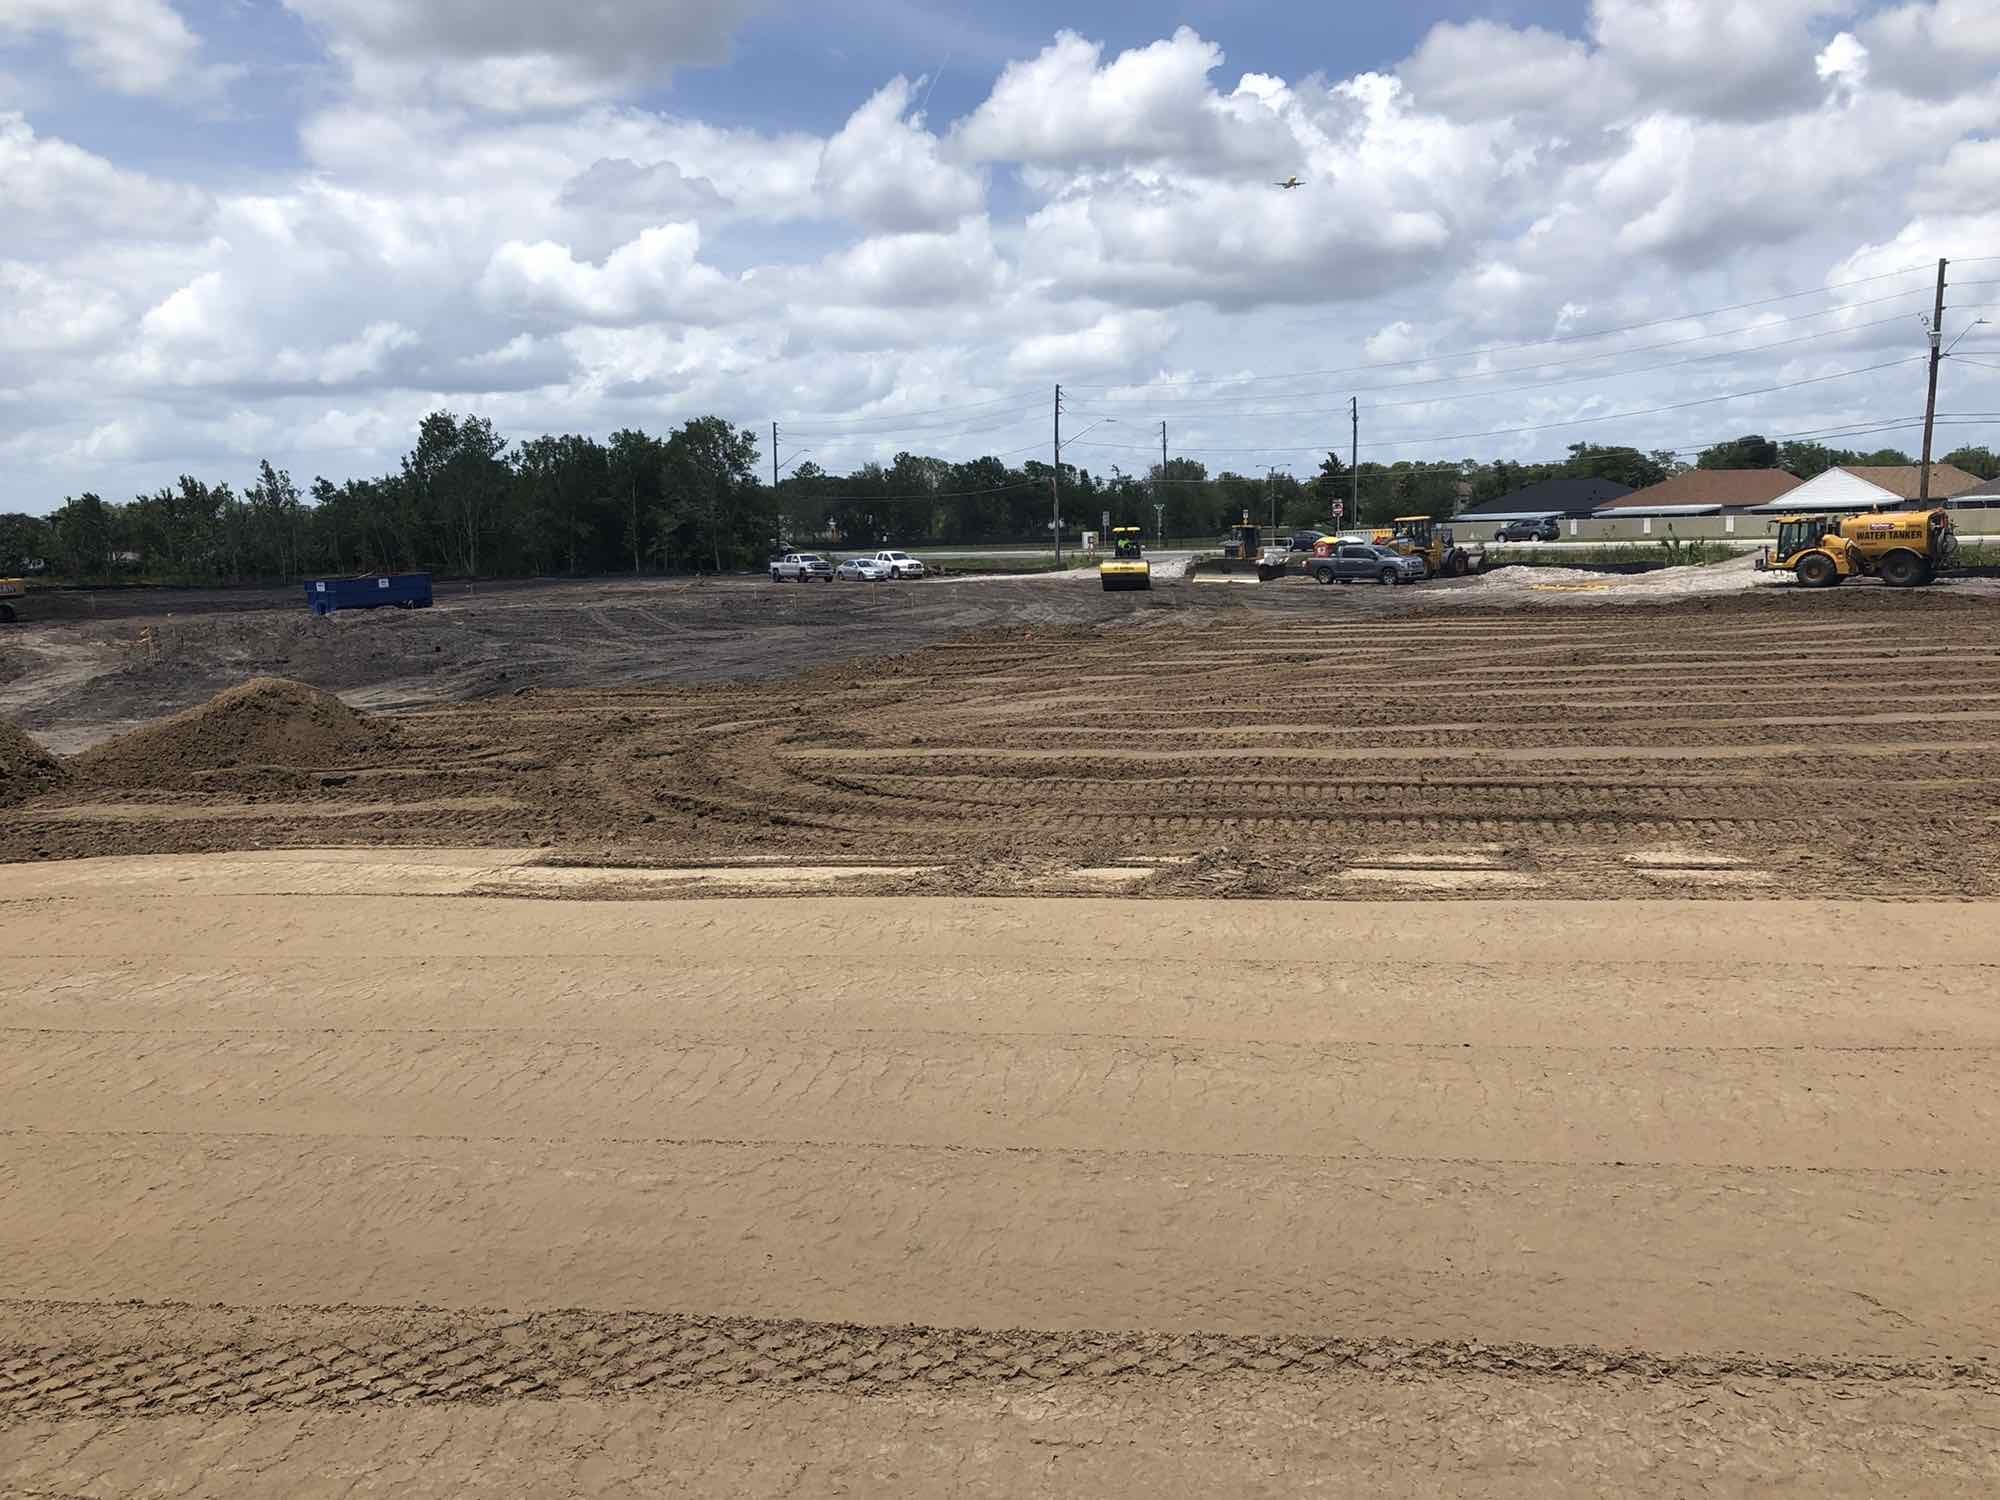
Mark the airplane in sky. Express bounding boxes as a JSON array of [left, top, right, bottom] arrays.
[[1275, 176, 1304, 190]]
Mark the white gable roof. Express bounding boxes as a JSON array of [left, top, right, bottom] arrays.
[[1748, 467, 1899, 513]]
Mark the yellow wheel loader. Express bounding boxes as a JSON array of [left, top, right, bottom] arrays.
[[1099, 528, 1152, 591], [1756, 509, 1958, 589], [1370, 515, 1480, 578]]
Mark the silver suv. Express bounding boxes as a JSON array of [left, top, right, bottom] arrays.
[[770, 553, 834, 583], [1309, 543, 1426, 586]]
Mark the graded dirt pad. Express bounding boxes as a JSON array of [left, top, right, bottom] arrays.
[[68, 676, 392, 790], [1, 873, 1998, 1496], [0, 574, 1202, 751], [7, 578, 2000, 1491], [0, 721, 64, 807], [7, 583, 2000, 900]]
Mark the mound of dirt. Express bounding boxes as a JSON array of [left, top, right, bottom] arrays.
[[74, 677, 392, 787], [0, 719, 67, 805]]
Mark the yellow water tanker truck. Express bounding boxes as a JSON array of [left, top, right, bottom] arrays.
[[1756, 508, 1958, 588]]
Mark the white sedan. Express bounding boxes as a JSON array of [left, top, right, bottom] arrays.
[[835, 556, 892, 581], [874, 550, 927, 579]]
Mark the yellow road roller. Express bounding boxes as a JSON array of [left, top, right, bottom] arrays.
[[1099, 528, 1152, 591]]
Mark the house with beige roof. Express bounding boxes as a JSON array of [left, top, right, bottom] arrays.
[[1595, 469, 1804, 518], [1744, 464, 1985, 514]]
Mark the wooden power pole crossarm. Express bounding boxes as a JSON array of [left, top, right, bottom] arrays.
[[1920, 257, 1948, 503]]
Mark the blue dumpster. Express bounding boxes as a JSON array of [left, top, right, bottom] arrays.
[[304, 572, 434, 616]]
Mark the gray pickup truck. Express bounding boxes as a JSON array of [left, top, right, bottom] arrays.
[[769, 553, 834, 583], [1308, 543, 1427, 586]]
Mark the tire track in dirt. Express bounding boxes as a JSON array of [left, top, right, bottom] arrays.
[[9, 588, 2000, 893], [4, 1301, 1992, 1428], [4, 1031, 1992, 1169]]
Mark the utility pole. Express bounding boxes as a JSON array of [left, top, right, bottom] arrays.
[[1349, 397, 1359, 531], [771, 420, 781, 553], [1052, 384, 1063, 566], [1920, 257, 1949, 503]]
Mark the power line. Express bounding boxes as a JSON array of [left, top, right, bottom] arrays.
[[1060, 263, 1935, 391], [768, 268, 1985, 444], [787, 479, 1043, 504], [1067, 290, 1937, 413], [778, 390, 1041, 431], [779, 398, 1047, 439], [1073, 312, 1924, 426], [1063, 353, 1925, 456], [1115, 416, 1941, 487]]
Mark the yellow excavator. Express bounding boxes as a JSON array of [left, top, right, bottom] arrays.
[[1100, 528, 1152, 591], [1371, 515, 1479, 578], [1756, 508, 1958, 588]]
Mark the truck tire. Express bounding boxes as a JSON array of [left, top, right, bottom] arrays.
[[0, 603, 14, 624], [1314, 565, 1334, 585], [1378, 568, 1398, 586], [1796, 553, 1840, 589], [1879, 550, 1926, 588]]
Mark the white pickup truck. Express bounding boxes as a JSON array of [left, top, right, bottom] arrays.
[[769, 553, 834, 583], [873, 550, 926, 580]]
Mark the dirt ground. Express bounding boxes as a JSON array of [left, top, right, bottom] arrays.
[[5, 570, 2000, 1494], [0, 868, 1997, 1494], [3, 572, 1999, 899]]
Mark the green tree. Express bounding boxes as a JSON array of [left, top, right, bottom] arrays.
[[245, 460, 305, 579], [0, 513, 50, 571], [660, 416, 762, 572], [1563, 443, 1671, 489], [404, 411, 511, 576], [1146, 457, 1214, 537], [1696, 434, 1780, 470], [608, 428, 667, 573], [1942, 446, 1999, 480], [1778, 441, 1841, 480], [48, 494, 111, 575]]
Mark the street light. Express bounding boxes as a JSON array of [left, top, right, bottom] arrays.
[[1265, 464, 1291, 539], [774, 448, 811, 550], [1053, 418, 1114, 564]]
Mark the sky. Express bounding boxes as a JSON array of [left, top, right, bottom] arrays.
[[2, 0, 1998, 509]]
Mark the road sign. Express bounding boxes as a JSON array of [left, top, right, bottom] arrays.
[[1332, 501, 1344, 519], [1101, 510, 1110, 533]]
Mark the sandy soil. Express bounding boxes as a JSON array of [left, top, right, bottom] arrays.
[[4, 583, 1998, 901], [1, 867, 1997, 1495], [6, 576, 2000, 1493]]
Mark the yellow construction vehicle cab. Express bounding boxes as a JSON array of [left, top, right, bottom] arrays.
[[1757, 508, 1957, 588], [1099, 528, 1152, 591], [1757, 516, 1856, 588], [1371, 515, 1477, 578]]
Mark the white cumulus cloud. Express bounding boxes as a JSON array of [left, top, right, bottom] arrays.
[[0, 0, 205, 96], [816, 77, 985, 232]]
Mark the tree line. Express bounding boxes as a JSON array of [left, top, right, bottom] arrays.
[[6, 413, 1994, 584]]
